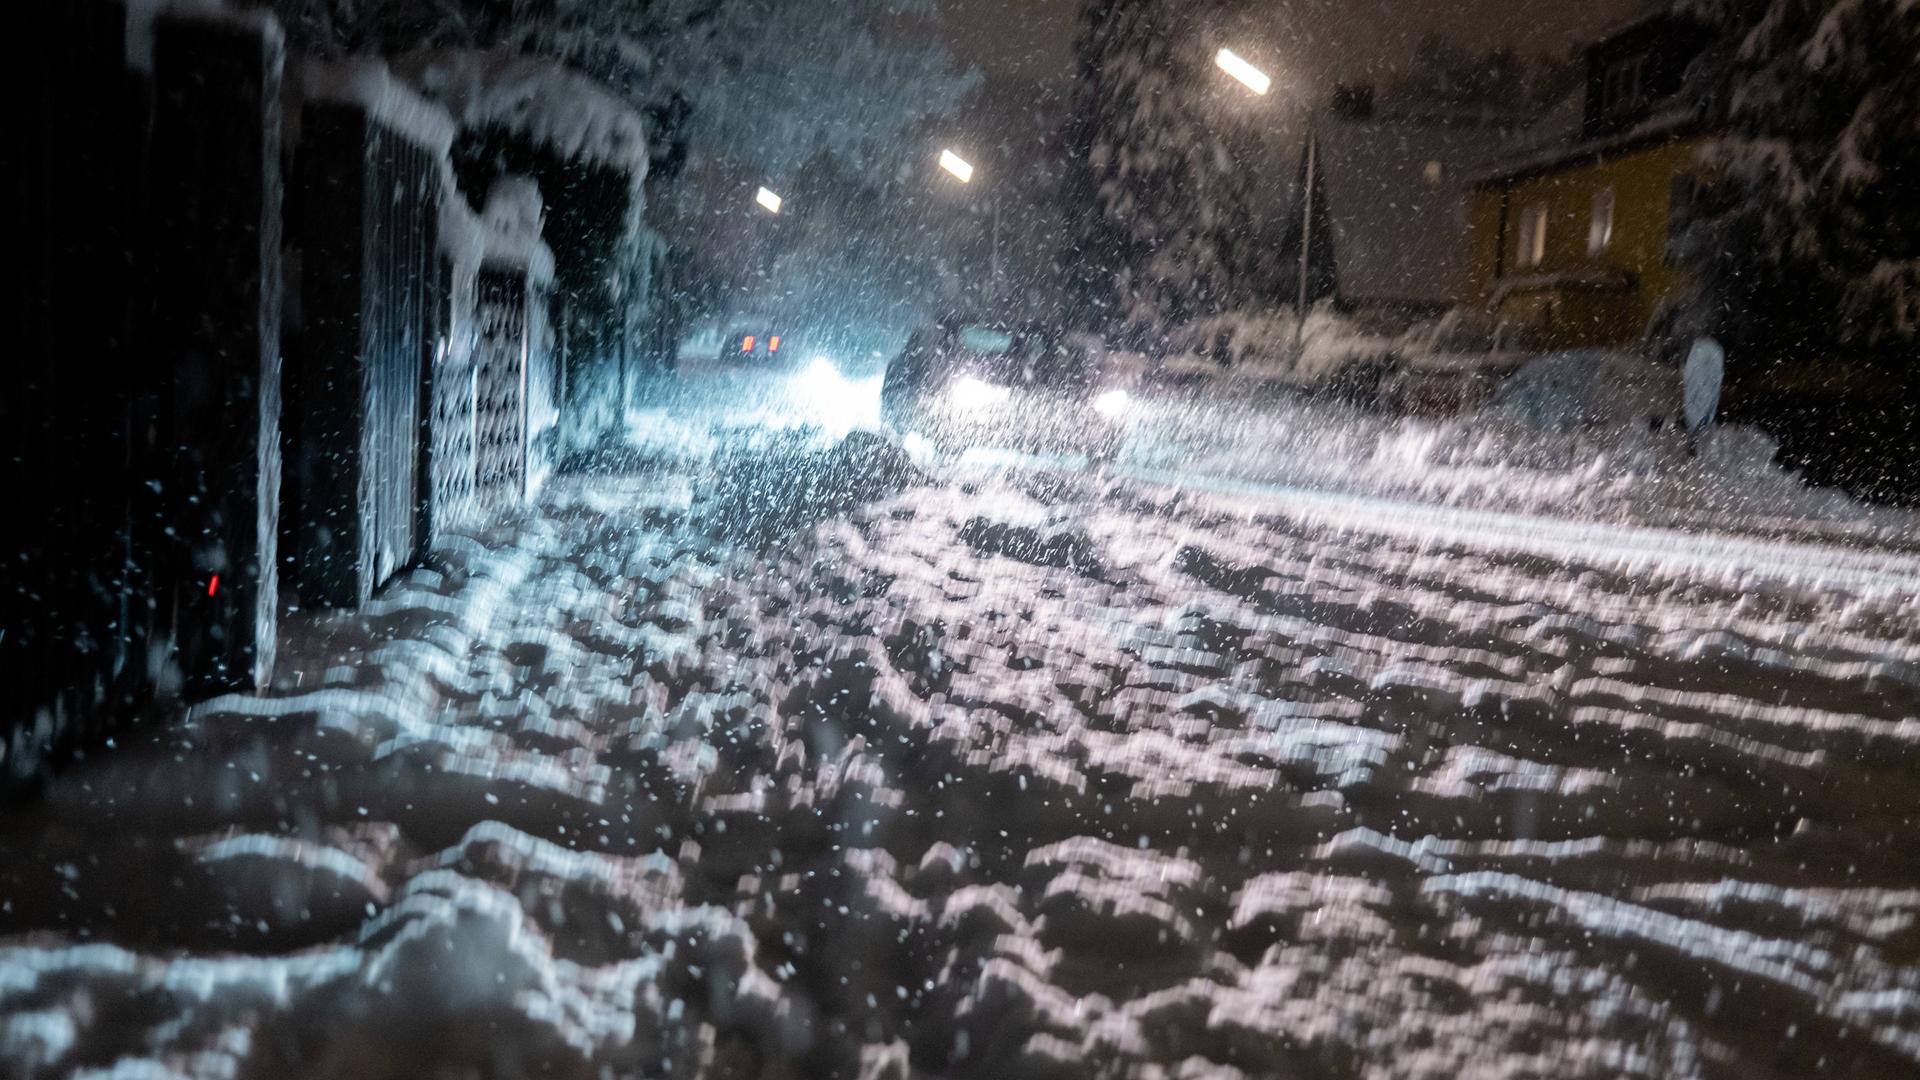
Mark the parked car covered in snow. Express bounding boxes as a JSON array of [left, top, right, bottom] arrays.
[[1491, 349, 1682, 432], [880, 320, 1131, 462], [1382, 308, 1538, 416]]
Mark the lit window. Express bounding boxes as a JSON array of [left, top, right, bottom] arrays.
[[1518, 203, 1549, 269], [741, 335, 756, 353], [1588, 188, 1616, 255]]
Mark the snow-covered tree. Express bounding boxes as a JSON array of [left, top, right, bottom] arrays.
[[259, 0, 971, 199], [1674, 0, 1920, 362], [1061, 0, 1272, 346], [1386, 34, 1581, 119]]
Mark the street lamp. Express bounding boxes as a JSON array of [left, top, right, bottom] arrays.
[[1217, 48, 1315, 355], [939, 149, 975, 184], [1214, 48, 1272, 96], [755, 186, 783, 214], [937, 149, 1001, 301]]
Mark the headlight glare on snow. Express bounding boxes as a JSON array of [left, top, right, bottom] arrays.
[[949, 376, 1011, 412], [803, 357, 839, 385], [1093, 388, 1131, 418], [785, 356, 879, 435]]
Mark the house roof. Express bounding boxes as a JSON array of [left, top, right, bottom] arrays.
[[1578, 3, 1678, 54], [1314, 115, 1518, 307], [1465, 103, 1703, 186], [1467, 3, 1713, 187]]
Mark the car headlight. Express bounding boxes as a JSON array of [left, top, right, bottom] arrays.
[[950, 376, 1011, 411], [1093, 388, 1131, 418]]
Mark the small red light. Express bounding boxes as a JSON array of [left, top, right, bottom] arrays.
[[207, 574, 220, 597], [769, 336, 781, 353], [741, 335, 756, 353]]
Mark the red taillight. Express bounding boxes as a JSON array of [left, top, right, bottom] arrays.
[[741, 335, 756, 353], [207, 574, 220, 597], [769, 336, 781, 353]]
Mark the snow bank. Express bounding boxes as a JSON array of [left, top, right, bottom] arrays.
[[1125, 350, 1920, 549]]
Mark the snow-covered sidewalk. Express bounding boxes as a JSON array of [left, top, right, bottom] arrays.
[[1121, 378, 1920, 552], [4, 435, 1919, 1078]]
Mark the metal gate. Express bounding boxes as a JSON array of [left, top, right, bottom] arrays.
[[360, 123, 435, 587], [474, 266, 530, 507], [425, 253, 477, 537], [284, 93, 442, 608]]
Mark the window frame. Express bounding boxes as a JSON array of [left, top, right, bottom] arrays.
[[1517, 203, 1549, 270], [1602, 54, 1649, 116], [1667, 175, 1700, 263], [1588, 187, 1616, 256]]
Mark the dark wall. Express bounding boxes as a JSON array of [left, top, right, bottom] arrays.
[[4, 2, 284, 795], [148, 16, 286, 696], [4, 0, 143, 791], [1583, 15, 1713, 139]]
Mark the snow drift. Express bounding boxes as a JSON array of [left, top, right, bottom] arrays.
[[3, 442, 1917, 1077]]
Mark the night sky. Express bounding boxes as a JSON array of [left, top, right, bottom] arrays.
[[942, 0, 1652, 87]]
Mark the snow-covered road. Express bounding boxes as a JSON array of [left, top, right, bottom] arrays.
[[1119, 465, 1920, 598], [5, 372, 1920, 1079]]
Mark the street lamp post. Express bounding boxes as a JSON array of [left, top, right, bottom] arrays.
[[990, 195, 1002, 300], [938, 149, 1002, 303], [1215, 48, 1316, 356]]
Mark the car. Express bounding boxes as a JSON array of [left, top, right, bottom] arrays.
[[718, 324, 793, 361], [880, 320, 1132, 462], [1381, 308, 1537, 416]]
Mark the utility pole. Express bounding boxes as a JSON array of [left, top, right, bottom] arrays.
[[990, 193, 1003, 304], [936, 149, 1002, 305], [1295, 116, 1317, 357]]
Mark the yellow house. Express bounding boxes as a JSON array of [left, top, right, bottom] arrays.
[[1464, 13, 1714, 349]]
